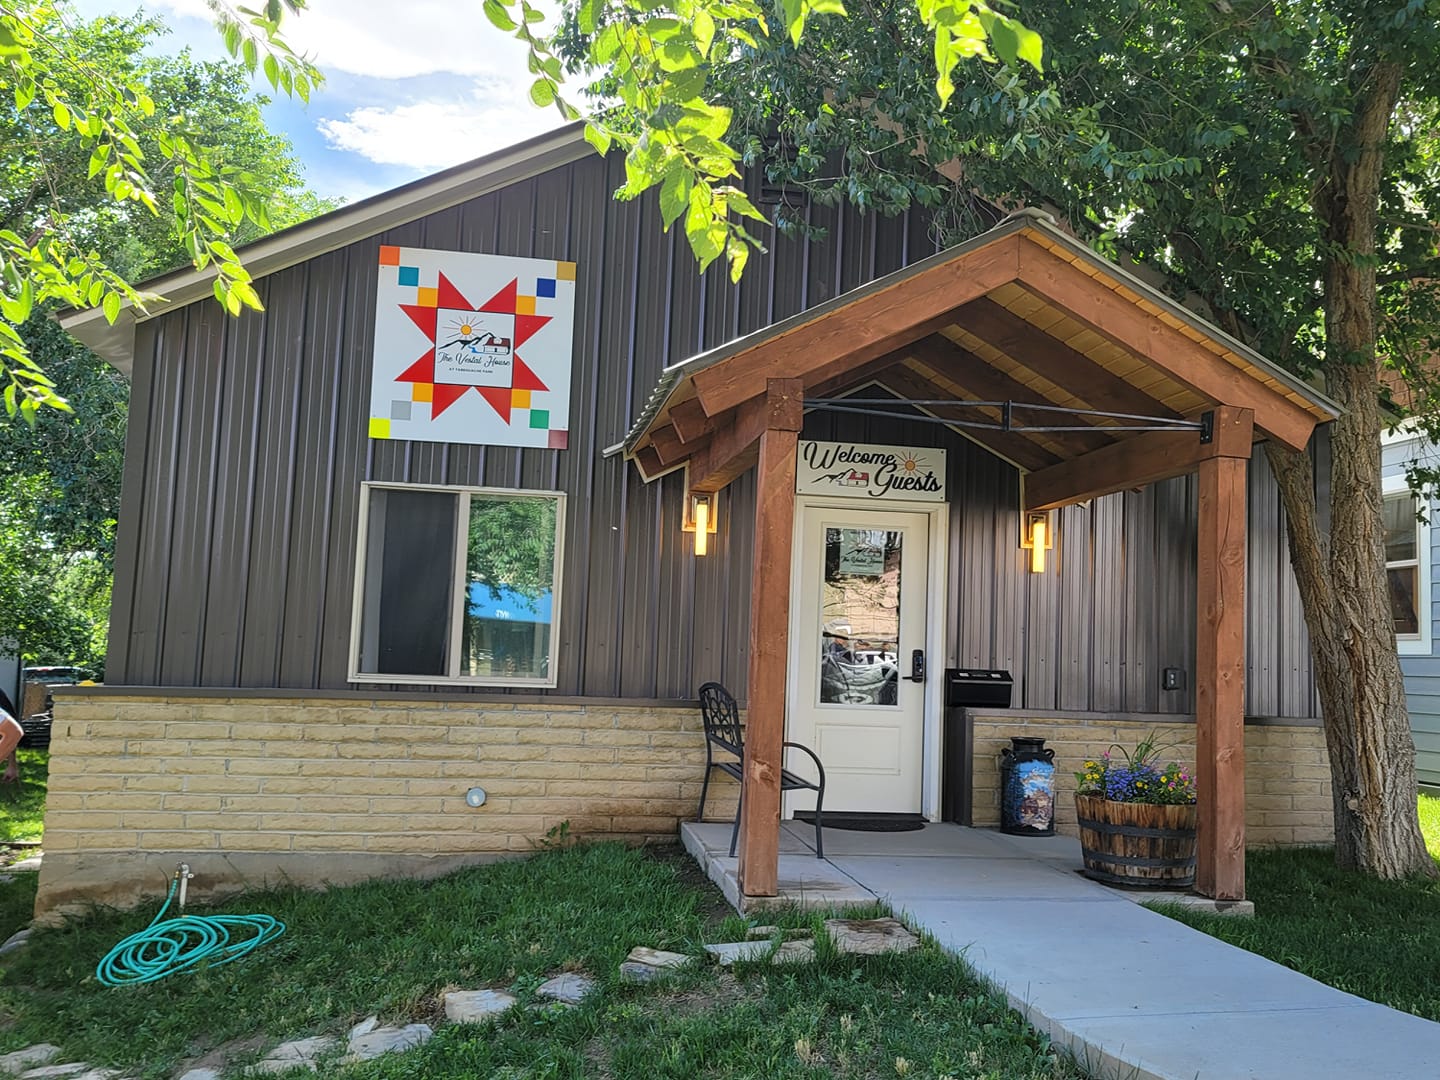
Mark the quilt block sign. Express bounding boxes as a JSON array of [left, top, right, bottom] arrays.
[[369, 246, 577, 449]]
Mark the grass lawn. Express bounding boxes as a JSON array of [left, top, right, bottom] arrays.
[[1155, 795, 1440, 1022], [0, 749, 48, 844], [0, 842, 1085, 1080]]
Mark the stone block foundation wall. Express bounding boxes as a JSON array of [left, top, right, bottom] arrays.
[[969, 714, 1334, 845], [36, 693, 738, 921]]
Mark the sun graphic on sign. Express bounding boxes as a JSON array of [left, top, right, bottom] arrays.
[[391, 272, 552, 423], [897, 450, 926, 474]]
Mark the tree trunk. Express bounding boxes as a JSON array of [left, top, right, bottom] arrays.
[[1270, 61, 1434, 878]]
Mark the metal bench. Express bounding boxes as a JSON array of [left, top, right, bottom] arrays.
[[695, 681, 826, 858]]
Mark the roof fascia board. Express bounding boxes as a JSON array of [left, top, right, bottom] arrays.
[[59, 123, 591, 373]]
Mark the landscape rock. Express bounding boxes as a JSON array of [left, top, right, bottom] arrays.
[[177, 1070, 222, 1080], [342, 1024, 432, 1063], [0, 929, 30, 958], [247, 1036, 338, 1075], [619, 946, 694, 982], [536, 974, 594, 1005], [824, 917, 919, 955], [0, 1046, 59, 1076], [705, 939, 816, 966], [348, 1017, 379, 1039], [17, 1066, 91, 1080], [624, 947, 692, 968], [618, 962, 665, 983], [772, 940, 816, 964], [444, 989, 517, 1024], [704, 941, 774, 965]]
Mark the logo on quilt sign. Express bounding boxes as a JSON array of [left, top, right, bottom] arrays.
[[369, 246, 577, 448]]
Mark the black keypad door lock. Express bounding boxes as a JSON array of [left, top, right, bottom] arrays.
[[905, 649, 926, 682]]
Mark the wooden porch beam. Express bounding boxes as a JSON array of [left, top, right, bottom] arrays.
[[951, 297, 1183, 420], [1196, 451, 1248, 900], [688, 378, 807, 494], [691, 236, 1022, 418], [736, 379, 804, 898], [1023, 406, 1254, 511], [1016, 239, 1317, 451], [667, 397, 712, 444], [905, 336, 1117, 456], [648, 424, 687, 467], [875, 364, 1063, 473]]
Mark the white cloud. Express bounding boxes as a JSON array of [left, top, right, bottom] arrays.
[[151, 0, 556, 80], [317, 90, 566, 169]]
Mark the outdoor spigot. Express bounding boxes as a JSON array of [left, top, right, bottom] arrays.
[[176, 862, 194, 909]]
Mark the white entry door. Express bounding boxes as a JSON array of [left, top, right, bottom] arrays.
[[787, 503, 930, 814]]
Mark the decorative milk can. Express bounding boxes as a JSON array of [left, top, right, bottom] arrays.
[[999, 736, 1056, 836]]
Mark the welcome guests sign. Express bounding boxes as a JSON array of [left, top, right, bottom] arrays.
[[795, 441, 947, 502]]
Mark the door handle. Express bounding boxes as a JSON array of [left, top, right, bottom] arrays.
[[903, 649, 926, 682]]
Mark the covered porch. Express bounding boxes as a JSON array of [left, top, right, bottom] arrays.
[[624, 208, 1337, 902]]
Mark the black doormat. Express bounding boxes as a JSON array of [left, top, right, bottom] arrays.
[[794, 811, 927, 833]]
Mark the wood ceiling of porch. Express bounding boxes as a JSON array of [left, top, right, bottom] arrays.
[[622, 211, 1338, 510]]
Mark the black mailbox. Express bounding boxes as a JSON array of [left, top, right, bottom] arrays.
[[945, 668, 1014, 709]]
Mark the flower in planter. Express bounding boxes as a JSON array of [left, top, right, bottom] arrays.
[[1074, 734, 1196, 805]]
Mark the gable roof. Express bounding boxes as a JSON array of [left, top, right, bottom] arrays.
[[59, 123, 591, 374], [620, 209, 1337, 486]]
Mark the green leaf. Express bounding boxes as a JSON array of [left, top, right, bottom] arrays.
[[659, 166, 693, 227], [52, 100, 69, 129], [102, 291, 121, 324], [584, 122, 613, 157], [483, 0, 518, 32], [529, 78, 556, 108]]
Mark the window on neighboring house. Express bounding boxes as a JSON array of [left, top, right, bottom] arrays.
[[351, 483, 564, 686], [1383, 491, 1421, 638]]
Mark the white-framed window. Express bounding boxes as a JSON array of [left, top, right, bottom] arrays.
[[1380, 468, 1430, 655], [349, 483, 564, 687]]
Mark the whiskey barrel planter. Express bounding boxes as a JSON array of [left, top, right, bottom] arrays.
[[1075, 794, 1198, 888]]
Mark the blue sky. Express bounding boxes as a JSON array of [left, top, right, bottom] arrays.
[[72, 1, 569, 203]]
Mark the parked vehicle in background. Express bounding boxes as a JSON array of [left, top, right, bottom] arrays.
[[19, 665, 94, 749]]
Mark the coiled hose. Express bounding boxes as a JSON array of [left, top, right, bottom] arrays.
[[96, 875, 285, 986]]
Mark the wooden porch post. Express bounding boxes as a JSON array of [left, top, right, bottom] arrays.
[[737, 378, 804, 897], [1195, 406, 1253, 900]]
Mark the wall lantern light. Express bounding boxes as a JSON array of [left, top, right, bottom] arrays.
[[683, 492, 719, 556], [1021, 510, 1054, 573]]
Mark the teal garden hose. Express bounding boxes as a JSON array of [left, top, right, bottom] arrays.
[[96, 869, 285, 986]]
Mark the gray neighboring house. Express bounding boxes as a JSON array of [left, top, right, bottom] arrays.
[[1383, 425, 1440, 788]]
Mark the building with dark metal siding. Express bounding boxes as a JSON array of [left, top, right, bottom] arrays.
[[34, 124, 1334, 919]]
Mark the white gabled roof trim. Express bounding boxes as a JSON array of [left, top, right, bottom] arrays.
[[59, 123, 591, 373]]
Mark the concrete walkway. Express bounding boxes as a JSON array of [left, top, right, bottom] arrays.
[[680, 820, 1440, 1080]]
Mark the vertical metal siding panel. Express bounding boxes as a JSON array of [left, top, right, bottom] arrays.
[[1090, 493, 1125, 711], [723, 469, 757, 695], [238, 265, 309, 685], [618, 197, 671, 698], [550, 157, 608, 695], [582, 153, 642, 695], [1057, 502, 1092, 710], [806, 198, 842, 308], [317, 238, 379, 687], [127, 308, 190, 685], [160, 304, 228, 683], [277, 252, 347, 686], [957, 441, 987, 667], [199, 303, 264, 684], [1023, 518, 1060, 709], [160, 300, 224, 679], [1246, 447, 1280, 715], [768, 213, 808, 323], [991, 459, 1024, 680], [1153, 475, 1198, 715], [1122, 486, 1159, 712], [106, 322, 159, 682]]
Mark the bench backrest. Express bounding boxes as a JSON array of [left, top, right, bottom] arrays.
[[698, 682, 744, 758]]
